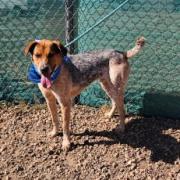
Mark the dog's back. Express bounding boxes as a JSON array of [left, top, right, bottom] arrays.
[[65, 49, 125, 85]]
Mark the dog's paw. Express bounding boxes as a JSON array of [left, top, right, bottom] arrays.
[[62, 139, 71, 152], [48, 129, 58, 138]]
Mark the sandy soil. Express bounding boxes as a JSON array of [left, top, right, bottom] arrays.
[[0, 103, 179, 180]]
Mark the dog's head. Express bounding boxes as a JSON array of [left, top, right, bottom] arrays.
[[24, 39, 67, 88]]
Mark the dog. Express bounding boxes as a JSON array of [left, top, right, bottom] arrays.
[[24, 37, 145, 151]]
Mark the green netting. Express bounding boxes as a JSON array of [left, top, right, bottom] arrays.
[[77, 0, 180, 117], [0, 0, 180, 118], [0, 0, 65, 103]]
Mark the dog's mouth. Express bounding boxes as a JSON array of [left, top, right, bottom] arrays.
[[40, 70, 52, 89], [40, 65, 57, 88]]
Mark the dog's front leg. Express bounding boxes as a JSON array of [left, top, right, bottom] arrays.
[[60, 99, 71, 151], [39, 86, 59, 137], [46, 96, 59, 137]]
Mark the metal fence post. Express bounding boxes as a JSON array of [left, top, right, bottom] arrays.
[[65, 0, 80, 104], [65, 0, 75, 54]]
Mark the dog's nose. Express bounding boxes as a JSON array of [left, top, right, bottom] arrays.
[[40, 66, 49, 74]]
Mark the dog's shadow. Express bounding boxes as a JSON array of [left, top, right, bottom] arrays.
[[72, 117, 180, 164]]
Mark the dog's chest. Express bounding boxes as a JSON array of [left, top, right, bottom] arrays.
[[65, 53, 109, 85]]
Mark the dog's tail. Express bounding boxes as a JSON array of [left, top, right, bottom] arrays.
[[126, 36, 145, 58]]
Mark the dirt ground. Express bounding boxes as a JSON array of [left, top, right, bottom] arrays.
[[0, 103, 179, 180]]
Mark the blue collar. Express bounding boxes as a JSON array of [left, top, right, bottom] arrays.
[[28, 56, 70, 84]]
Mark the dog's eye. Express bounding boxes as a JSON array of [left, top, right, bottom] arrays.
[[35, 54, 42, 58]]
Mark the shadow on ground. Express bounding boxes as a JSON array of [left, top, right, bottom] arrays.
[[72, 117, 180, 164]]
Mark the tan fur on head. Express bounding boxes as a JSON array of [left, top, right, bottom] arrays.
[[24, 39, 68, 72]]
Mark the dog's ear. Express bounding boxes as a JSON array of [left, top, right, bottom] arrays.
[[24, 41, 38, 56], [52, 40, 68, 56]]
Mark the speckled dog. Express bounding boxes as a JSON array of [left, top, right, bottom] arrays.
[[24, 37, 145, 151]]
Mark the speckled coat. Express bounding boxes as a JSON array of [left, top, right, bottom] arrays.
[[65, 49, 127, 87]]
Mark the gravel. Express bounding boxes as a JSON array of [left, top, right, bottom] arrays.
[[0, 103, 179, 180]]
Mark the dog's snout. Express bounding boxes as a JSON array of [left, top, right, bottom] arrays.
[[40, 66, 49, 74]]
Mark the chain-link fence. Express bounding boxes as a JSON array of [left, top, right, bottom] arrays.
[[0, 0, 180, 118]]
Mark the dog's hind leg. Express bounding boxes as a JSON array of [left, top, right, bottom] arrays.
[[114, 89, 126, 133], [109, 62, 129, 133], [106, 101, 116, 119], [100, 79, 126, 133], [100, 79, 117, 119]]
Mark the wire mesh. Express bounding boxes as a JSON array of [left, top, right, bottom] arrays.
[[0, 0, 180, 117], [0, 0, 65, 103], [77, 0, 180, 117]]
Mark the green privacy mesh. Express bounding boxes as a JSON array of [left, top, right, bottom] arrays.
[[0, 0, 65, 103], [77, 0, 180, 117], [0, 0, 180, 118]]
